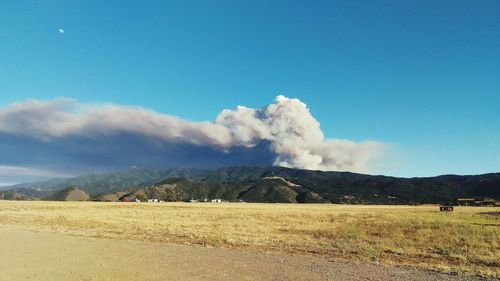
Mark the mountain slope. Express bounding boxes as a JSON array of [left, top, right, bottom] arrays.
[[5, 167, 211, 195], [123, 178, 218, 202], [2, 167, 500, 204], [48, 187, 90, 201], [238, 179, 299, 203], [122, 177, 313, 203], [0, 188, 51, 200]]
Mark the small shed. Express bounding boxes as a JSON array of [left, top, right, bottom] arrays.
[[440, 206, 454, 212]]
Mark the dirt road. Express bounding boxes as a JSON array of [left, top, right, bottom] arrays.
[[0, 228, 486, 281]]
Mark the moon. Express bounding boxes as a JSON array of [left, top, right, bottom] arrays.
[[58, 28, 64, 34]]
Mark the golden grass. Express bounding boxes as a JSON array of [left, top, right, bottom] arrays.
[[0, 201, 498, 278]]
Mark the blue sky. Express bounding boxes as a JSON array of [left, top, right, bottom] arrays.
[[1, 0, 500, 179]]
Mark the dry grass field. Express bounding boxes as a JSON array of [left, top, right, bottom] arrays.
[[0, 201, 498, 278]]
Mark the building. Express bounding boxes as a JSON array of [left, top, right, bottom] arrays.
[[440, 206, 454, 212], [457, 198, 499, 207], [457, 198, 475, 206], [479, 198, 498, 207]]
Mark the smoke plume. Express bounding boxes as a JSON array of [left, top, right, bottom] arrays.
[[0, 96, 386, 178]]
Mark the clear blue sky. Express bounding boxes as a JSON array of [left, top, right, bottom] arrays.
[[1, 0, 499, 177]]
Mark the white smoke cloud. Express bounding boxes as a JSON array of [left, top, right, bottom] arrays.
[[0, 96, 386, 173], [216, 96, 386, 171]]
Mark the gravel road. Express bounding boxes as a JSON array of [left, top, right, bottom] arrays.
[[0, 228, 490, 281]]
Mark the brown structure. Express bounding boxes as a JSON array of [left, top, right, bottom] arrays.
[[480, 198, 498, 207], [440, 206, 454, 212]]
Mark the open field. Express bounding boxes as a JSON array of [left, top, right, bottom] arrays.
[[0, 201, 498, 278], [0, 228, 488, 281]]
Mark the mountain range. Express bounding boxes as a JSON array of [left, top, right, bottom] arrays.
[[1, 167, 499, 204]]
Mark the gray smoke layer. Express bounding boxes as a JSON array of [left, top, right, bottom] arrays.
[[0, 96, 385, 172]]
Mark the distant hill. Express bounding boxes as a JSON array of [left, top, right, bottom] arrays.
[[238, 178, 299, 203], [0, 188, 51, 200], [48, 187, 90, 201], [1, 167, 499, 204], [124, 178, 219, 202], [122, 177, 326, 203], [95, 191, 128, 202], [4, 167, 210, 194]]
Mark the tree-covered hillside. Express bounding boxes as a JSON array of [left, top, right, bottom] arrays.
[[2, 167, 499, 204]]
